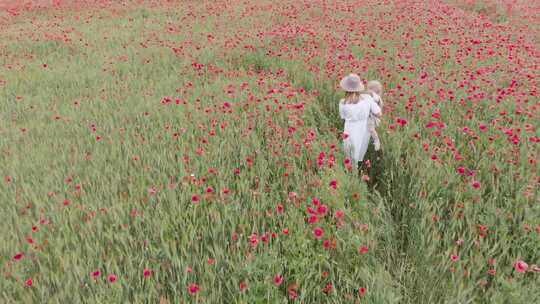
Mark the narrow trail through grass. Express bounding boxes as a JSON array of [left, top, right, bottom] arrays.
[[235, 50, 427, 302]]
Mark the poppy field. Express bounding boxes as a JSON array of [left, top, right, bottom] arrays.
[[1, 0, 539, 303]]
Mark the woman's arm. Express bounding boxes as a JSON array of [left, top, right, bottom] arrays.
[[338, 100, 346, 119]]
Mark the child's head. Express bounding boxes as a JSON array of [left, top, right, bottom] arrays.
[[367, 80, 383, 95]]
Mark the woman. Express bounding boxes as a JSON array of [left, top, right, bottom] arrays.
[[338, 74, 382, 168]]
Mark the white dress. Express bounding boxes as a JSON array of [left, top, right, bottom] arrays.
[[339, 95, 382, 164]]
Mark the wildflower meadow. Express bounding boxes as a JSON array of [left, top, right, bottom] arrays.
[[1, 0, 539, 303]]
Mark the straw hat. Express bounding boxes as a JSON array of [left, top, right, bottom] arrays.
[[339, 73, 364, 92]]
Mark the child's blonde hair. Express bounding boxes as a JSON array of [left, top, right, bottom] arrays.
[[367, 80, 383, 94]]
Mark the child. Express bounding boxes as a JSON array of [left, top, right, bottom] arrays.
[[366, 80, 383, 151]]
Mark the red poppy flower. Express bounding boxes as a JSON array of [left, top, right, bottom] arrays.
[[329, 180, 337, 189], [514, 260, 528, 273], [308, 215, 318, 224], [188, 283, 200, 294], [274, 274, 284, 286], [108, 275, 117, 283], [143, 268, 152, 278], [313, 227, 324, 239], [359, 246, 369, 254], [13, 252, 24, 261]]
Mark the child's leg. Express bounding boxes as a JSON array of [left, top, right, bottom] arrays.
[[370, 128, 381, 151]]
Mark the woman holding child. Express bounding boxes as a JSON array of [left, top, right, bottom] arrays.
[[338, 73, 383, 169]]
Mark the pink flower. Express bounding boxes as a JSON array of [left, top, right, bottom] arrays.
[[239, 281, 248, 291], [13, 252, 24, 261], [479, 124, 487, 131], [450, 254, 460, 262], [358, 287, 367, 297], [323, 282, 333, 294], [308, 215, 318, 224], [249, 233, 259, 248], [92, 270, 101, 279], [313, 227, 324, 239], [108, 274, 117, 283], [329, 180, 337, 189], [471, 180, 481, 189], [188, 283, 200, 294], [457, 167, 465, 176], [531, 265, 540, 273], [25, 278, 33, 287], [396, 118, 408, 126], [323, 239, 331, 249], [143, 268, 152, 278], [317, 205, 328, 216], [359, 246, 369, 254], [191, 195, 200, 204], [514, 260, 528, 273], [274, 274, 284, 286], [276, 204, 284, 215]]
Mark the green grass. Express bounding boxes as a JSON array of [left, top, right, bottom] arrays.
[[1, 0, 539, 303]]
